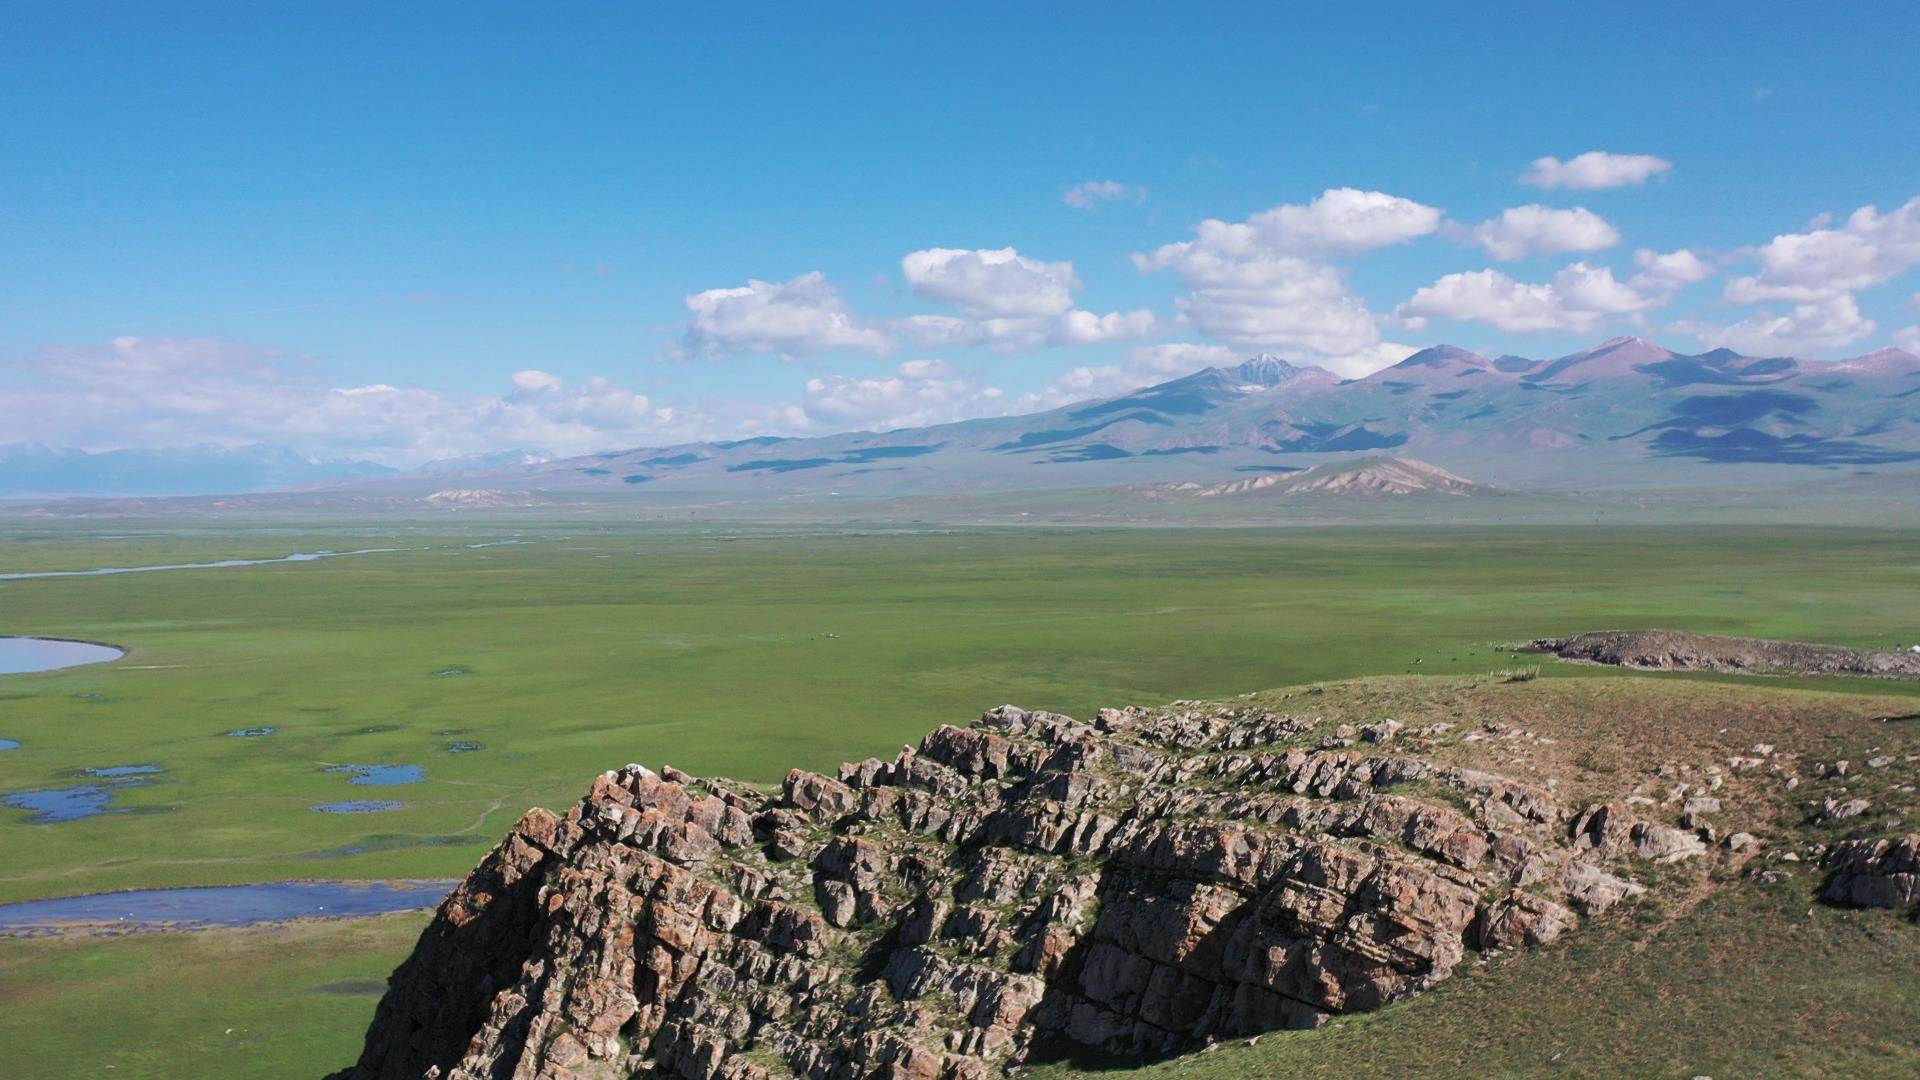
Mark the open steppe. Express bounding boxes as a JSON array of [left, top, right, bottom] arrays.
[[2, 518, 1918, 1077]]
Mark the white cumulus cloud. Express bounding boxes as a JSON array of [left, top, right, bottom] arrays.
[[1632, 248, 1714, 291], [1677, 195, 1919, 356], [1463, 205, 1621, 260], [1675, 294, 1877, 356], [1134, 188, 1440, 374], [1520, 151, 1673, 191], [798, 361, 1009, 432], [892, 245, 1165, 352], [672, 271, 893, 361], [1395, 259, 1691, 334], [901, 247, 1078, 318], [1047, 308, 1164, 346], [1722, 195, 1920, 303]]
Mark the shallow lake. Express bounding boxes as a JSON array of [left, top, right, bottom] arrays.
[[0, 879, 457, 936], [0, 637, 125, 675]]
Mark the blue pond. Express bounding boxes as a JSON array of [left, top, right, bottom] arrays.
[[6, 764, 164, 822], [0, 739, 19, 751], [0, 638, 125, 676], [325, 764, 425, 786], [6, 783, 139, 823], [445, 741, 484, 753], [226, 727, 278, 737], [0, 879, 457, 936], [313, 800, 405, 813]]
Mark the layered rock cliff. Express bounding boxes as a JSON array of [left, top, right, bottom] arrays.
[[336, 699, 1709, 1080]]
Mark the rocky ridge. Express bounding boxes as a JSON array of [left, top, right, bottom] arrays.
[[334, 695, 1747, 1080], [1530, 629, 1920, 680]]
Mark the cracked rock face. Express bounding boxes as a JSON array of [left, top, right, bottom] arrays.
[[336, 702, 1702, 1080], [1823, 835, 1920, 912]]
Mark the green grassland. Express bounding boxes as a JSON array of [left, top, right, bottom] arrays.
[[1, 519, 1918, 1077]]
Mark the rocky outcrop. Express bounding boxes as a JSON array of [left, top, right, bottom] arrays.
[[1529, 630, 1920, 680], [336, 701, 1714, 1080], [1822, 835, 1920, 912]]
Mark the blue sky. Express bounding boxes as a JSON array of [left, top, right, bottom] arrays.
[[3, 3, 1918, 464]]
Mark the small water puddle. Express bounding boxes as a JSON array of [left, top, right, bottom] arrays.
[[313, 800, 405, 814], [0, 879, 456, 937], [0, 638, 125, 676], [77, 764, 162, 778], [432, 667, 467, 677], [325, 764, 425, 786], [0, 739, 19, 751], [226, 727, 278, 737], [444, 741, 484, 753]]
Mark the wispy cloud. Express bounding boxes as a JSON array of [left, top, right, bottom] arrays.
[[1062, 180, 1146, 209]]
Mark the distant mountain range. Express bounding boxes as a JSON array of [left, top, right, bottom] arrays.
[[370, 337, 1920, 497], [8, 338, 1917, 501], [0, 443, 399, 498]]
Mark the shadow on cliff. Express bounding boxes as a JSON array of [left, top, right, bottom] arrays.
[[325, 820, 560, 1080], [1020, 869, 1325, 1073]]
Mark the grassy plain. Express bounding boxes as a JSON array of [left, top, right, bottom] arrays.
[[1, 518, 1918, 1077]]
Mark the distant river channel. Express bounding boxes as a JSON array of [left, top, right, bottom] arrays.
[[0, 547, 403, 581]]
